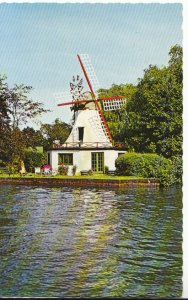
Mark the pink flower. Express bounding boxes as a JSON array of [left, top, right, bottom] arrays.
[[41, 164, 52, 171]]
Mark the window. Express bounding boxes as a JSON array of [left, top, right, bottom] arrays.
[[118, 152, 125, 157], [58, 153, 73, 165], [78, 127, 84, 142]]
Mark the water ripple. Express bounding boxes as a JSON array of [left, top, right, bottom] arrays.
[[0, 185, 182, 298]]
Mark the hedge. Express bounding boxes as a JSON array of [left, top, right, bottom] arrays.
[[115, 152, 173, 186]]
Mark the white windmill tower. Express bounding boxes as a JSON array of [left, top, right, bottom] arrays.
[[48, 54, 127, 175]]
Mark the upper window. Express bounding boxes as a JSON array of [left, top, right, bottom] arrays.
[[78, 127, 84, 142], [58, 153, 73, 165]]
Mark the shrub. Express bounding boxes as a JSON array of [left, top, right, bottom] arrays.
[[88, 169, 93, 175], [58, 164, 69, 175], [24, 150, 47, 172], [104, 165, 109, 174], [115, 152, 173, 186], [72, 165, 77, 176], [171, 155, 182, 184]]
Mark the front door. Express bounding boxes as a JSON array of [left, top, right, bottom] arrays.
[[91, 152, 104, 173]]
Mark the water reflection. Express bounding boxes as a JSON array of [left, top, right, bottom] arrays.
[[0, 185, 182, 297]]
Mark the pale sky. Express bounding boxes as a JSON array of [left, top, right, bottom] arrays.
[[0, 2, 182, 127]]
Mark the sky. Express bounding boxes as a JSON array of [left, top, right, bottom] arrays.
[[0, 2, 183, 127]]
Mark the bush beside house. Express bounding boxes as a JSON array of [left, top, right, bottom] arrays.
[[115, 153, 174, 186]]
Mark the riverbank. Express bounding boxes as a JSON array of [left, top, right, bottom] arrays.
[[0, 175, 160, 188]]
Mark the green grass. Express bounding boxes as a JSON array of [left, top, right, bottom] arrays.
[[0, 172, 144, 180]]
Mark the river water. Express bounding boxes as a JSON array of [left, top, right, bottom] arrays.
[[0, 185, 182, 298]]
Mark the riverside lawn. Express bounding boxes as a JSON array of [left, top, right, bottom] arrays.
[[0, 173, 143, 180]]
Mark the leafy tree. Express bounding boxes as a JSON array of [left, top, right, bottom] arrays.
[[7, 84, 50, 129], [22, 126, 45, 148], [0, 75, 11, 161], [98, 84, 137, 142], [0, 75, 50, 167], [5, 127, 26, 171], [40, 118, 72, 148], [0, 75, 10, 125], [98, 83, 127, 98], [124, 45, 182, 158], [24, 149, 47, 172]]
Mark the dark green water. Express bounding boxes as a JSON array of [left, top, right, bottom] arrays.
[[0, 185, 182, 298]]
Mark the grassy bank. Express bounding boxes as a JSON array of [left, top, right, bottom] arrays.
[[0, 173, 160, 188], [0, 172, 144, 180]]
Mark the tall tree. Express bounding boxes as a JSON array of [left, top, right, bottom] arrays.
[[0, 76, 50, 167], [7, 84, 49, 129], [124, 45, 182, 158], [6, 127, 26, 171], [0, 75, 11, 161]]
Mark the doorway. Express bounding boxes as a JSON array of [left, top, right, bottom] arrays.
[[91, 152, 104, 173]]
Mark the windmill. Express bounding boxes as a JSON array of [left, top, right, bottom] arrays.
[[48, 54, 127, 175], [58, 54, 126, 147]]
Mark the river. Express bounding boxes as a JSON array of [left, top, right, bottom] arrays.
[[0, 185, 182, 297]]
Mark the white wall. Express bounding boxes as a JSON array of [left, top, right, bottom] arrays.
[[104, 150, 126, 170], [48, 149, 127, 175], [65, 109, 111, 146]]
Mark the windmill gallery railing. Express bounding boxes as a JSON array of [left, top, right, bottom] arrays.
[[51, 141, 126, 149]]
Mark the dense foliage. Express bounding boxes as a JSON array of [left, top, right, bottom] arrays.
[[98, 45, 182, 184], [124, 46, 182, 158], [98, 84, 136, 142], [115, 153, 173, 186], [24, 149, 47, 172], [0, 75, 71, 169], [0, 75, 49, 167], [40, 118, 71, 149], [99, 45, 182, 160]]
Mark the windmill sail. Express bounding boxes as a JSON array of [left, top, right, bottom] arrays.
[[78, 54, 100, 97], [102, 98, 126, 111]]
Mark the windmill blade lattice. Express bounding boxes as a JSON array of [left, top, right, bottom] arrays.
[[79, 54, 100, 97], [102, 98, 126, 111], [79, 54, 126, 110]]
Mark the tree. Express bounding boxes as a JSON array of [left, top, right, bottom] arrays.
[[0, 76, 50, 167], [98, 83, 137, 142], [22, 126, 45, 148], [124, 45, 182, 158], [24, 149, 47, 172], [0, 75, 11, 161], [7, 84, 50, 129], [40, 118, 72, 148], [5, 127, 26, 172]]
